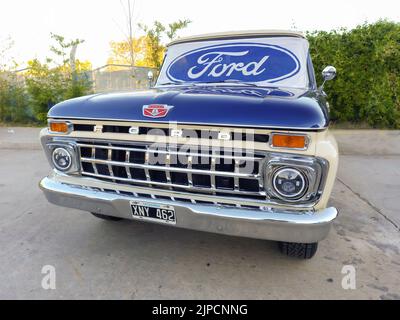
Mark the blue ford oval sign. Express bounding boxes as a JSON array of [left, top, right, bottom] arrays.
[[166, 43, 300, 83]]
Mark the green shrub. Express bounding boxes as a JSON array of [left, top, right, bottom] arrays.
[[307, 20, 400, 128], [1, 33, 92, 125], [0, 72, 32, 123], [25, 59, 92, 123]]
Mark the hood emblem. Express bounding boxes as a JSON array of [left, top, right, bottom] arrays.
[[143, 104, 174, 118]]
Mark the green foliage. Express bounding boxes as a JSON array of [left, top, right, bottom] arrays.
[[25, 34, 92, 123], [139, 19, 191, 68], [0, 37, 32, 123], [49, 33, 85, 65], [0, 73, 31, 123], [307, 20, 400, 128], [0, 33, 92, 124], [166, 19, 192, 41]]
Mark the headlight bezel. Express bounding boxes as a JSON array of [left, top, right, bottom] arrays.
[[264, 153, 328, 204], [45, 141, 80, 174]]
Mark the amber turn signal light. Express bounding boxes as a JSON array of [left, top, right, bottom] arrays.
[[49, 122, 69, 133], [272, 134, 307, 149]]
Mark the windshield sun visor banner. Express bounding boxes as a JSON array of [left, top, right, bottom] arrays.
[[158, 37, 310, 88], [167, 43, 300, 83]]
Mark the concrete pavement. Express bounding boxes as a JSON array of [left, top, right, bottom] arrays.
[[0, 128, 399, 299]]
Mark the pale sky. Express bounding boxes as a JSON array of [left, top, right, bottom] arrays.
[[1, 0, 399, 68]]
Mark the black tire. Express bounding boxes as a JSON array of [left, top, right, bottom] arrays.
[[278, 242, 318, 259], [91, 213, 124, 221]]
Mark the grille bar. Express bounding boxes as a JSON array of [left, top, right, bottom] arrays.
[[165, 153, 172, 186], [210, 157, 217, 196], [107, 147, 114, 182], [234, 159, 240, 192], [81, 171, 266, 197], [91, 147, 98, 175], [144, 151, 151, 183], [125, 150, 131, 179], [77, 143, 263, 161], [81, 157, 259, 179]]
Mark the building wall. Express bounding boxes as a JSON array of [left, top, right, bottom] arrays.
[[92, 66, 158, 93]]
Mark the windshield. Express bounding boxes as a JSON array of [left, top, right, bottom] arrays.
[[156, 36, 310, 89]]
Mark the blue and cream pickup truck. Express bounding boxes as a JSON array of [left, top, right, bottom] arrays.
[[39, 30, 338, 259]]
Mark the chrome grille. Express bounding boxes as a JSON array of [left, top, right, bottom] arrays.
[[77, 141, 267, 201]]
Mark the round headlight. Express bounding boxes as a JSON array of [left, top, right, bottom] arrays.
[[52, 147, 72, 171], [272, 168, 307, 199]]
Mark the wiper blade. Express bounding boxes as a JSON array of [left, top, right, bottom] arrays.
[[158, 82, 182, 86], [195, 79, 260, 87], [158, 80, 260, 87]]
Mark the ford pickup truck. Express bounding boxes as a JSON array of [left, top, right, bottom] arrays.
[[39, 30, 338, 259]]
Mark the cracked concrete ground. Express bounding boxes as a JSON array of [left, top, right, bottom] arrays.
[[0, 128, 399, 299]]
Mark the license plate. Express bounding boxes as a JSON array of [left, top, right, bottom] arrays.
[[130, 201, 176, 225]]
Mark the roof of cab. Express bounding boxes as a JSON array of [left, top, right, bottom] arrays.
[[167, 29, 306, 47]]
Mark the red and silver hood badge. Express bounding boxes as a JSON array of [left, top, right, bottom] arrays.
[[143, 104, 174, 118]]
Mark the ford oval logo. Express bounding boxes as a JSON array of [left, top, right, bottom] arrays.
[[166, 43, 300, 83]]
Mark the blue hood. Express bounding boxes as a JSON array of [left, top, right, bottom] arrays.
[[48, 85, 329, 130]]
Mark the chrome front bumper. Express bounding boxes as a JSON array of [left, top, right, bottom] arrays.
[[39, 176, 338, 243]]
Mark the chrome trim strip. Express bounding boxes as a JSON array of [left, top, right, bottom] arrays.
[[49, 116, 328, 131], [166, 30, 307, 47]]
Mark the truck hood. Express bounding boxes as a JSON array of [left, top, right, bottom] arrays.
[[48, 85, 329, 130]]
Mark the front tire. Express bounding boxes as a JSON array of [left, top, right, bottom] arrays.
[[278, 242, 318, 259], [91, 213, 124, 221]]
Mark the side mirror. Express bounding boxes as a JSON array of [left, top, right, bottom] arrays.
[[147, 71, 154, 88], [320, 66, 336, 90], [322, 66, 336, 81]]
